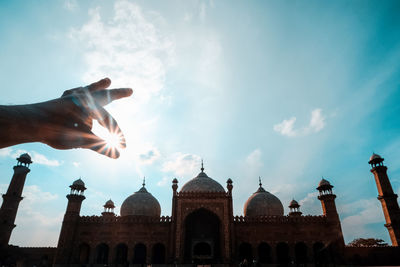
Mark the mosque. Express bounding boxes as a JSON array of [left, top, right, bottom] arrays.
[[0, 153, 400, 266]]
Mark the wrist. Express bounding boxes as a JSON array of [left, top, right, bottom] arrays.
[[0, 103, 46, 147]]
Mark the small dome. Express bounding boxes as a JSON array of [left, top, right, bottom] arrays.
[[318, 178, 331, 188], [17, 153, 32, 164], [180, 171, 225, 193], [172, 178, 178, 183], [369, 153, 384, 165], [244, 186, 284, 216], [289, 199, 299, 207], [370, 153, 382, 161], [104, 199, 115, 208], [73, 178, 85, 187], [120, 186, 161, 217], [227, 178, 233, 184]]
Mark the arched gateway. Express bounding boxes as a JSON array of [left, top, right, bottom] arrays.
[[184, 208, 221, 263]]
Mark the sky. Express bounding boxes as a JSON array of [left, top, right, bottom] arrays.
[[0, 0, 400, 247]]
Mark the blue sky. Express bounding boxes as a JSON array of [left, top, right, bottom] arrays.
[[1, 0, 400, 247]]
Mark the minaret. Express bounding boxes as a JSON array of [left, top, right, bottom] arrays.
[[317, 178, 339, 220], [369, 153, 400, 246], [54, 178, 86, 265], [288, 199, 302, 216], [102, 199, 115, 217], [0, 153, 32, 248], [317, 177, 345, 249]]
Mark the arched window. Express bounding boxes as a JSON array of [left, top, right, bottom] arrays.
[[258, 242, 271, 263], [133, 243, 146, 264], [295, 242, 308, 264], [238, 242, 252, 262], [276, 242, 289, 264], [152, 243, 166, 264], [78, 243, 90, 264], [114, 243, 128, 264], [95, 243, 109, 264]]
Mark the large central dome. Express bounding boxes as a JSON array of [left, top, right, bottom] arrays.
[[244, 182, 284, 216], [180, 167, 225, 193], [120, 184, 161, 217]]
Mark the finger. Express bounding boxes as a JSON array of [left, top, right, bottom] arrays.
[[90, 105, 127, 149], [87, 78, 112, 92], [92, 88, 133, 106]]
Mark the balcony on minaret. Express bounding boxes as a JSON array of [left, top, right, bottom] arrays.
[[102, 199, 116, 217], [65, 178, 86, 216], [288, 199, 302, 216], [69, 178, 86, 196]]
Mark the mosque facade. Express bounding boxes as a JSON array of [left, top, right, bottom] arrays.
[[1, 154, 400, 266]]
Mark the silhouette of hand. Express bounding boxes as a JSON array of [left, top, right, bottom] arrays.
[[38, 78, 133, 158]]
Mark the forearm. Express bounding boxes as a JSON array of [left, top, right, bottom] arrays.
[[0, 104, 44, 148]]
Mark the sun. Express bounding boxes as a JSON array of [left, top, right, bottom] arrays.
[[90, 120, 126, 158], [104, 132, 123, 148]]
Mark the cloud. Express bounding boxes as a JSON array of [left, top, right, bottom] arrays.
[[273, 108, 326, 137], [0, 148, 61, 166], [1, 184, 63, 246], [298, 192, 321, 215], [29, 152, 61, 166], [162, 153, 201, 177], [245, 149, 263, 171], [72, 161, 81, 167], [139, 148, 160, 165], [340, 198, 384, 242], [0, 148, 12, 157]]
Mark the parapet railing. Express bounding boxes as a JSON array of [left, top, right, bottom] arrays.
[[80, 215, 172, 223], [233, 215, 326, 223]]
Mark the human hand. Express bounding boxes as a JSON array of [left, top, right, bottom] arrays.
[[35, 78, 132, 158]]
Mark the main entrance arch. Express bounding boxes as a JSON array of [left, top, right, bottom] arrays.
[[183, 208, 221, 263]]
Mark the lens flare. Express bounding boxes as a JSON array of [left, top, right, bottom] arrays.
[[91, 120, 125, 158], [104, 132, 123, 148]]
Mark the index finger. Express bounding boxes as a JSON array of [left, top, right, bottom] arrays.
[[92, 88, 133, 106], [87, 78, 112, 92]]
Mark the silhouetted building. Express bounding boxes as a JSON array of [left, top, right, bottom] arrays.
[[1, 153, 400, 266]]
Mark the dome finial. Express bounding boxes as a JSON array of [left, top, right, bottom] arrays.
[[259, 176, 262, 187], [142, 176, 146, 187], [201, 159, 204, 172]]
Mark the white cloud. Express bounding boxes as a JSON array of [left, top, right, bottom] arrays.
[[30, 152, 61, 166], [245, 149, 263, 171], [340, 198, 385, 242], [0, 148, 12, 157], [139, 148, 160, 165], [162, 153, 201, 177], [72, 161, 81, 167], [273, 117, 297, 137], [298, 192, 321, 215], [273, 108, 326, 137], [8, 185, 63, 246]]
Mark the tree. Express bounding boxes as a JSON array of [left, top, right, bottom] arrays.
[[348, 238, 388, 247]]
